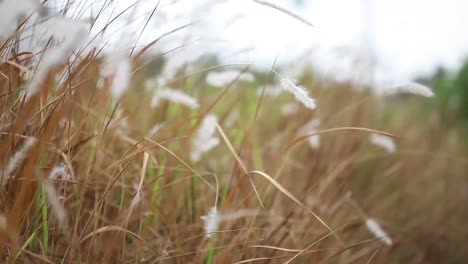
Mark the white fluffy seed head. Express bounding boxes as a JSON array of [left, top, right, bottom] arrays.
[[151, 88, 199, 109], [382, 82, 434, 98], [190, 114, 219, 162], [2, 137, 37, 187], [201, 207, 219, 239], [280, 78, 316, 109], [43, 181, 67, 227], [48, 163, 72, 181], [23, 18, 89, 100], [200, 207, 259, 239], [0, 0, 39, 38], [369, 133, 396, 153], [100, 51, 131, 99], [365, 218, 393, 246]]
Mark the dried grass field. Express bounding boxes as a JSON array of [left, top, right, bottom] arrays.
[[0, 1, 467, 263]]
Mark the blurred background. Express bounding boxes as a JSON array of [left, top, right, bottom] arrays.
[[46, 0, 468, 75], [45, 0, 468, 121]]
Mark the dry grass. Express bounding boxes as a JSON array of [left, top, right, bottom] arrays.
[[1, 4, 468, 264]]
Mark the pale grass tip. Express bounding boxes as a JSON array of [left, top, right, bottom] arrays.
[[151, 88, 199, 109], [280, 78, 316, 109], [100, 51, 131, 99], [48, 163, 72, 181], [384, 82, 434, 98], [201, 207, 259, 239], [201, 207, 219, 238], [369, 133, 396, 153], [365, 218, 393, 246], [23, 18, 89, 100], [0, 0, 39, 38], [190, 114, 219, 162], [2, 137, 37, 187], [43, 181, 68, 226]]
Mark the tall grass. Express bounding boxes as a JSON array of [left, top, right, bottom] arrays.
[[0, 1, 467, 263]]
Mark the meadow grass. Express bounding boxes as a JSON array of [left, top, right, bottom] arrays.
[[0, 2, 468, 264]]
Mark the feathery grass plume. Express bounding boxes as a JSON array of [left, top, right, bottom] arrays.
[[365, 218, 393, 246], [154, 41, 206, 87], [298, 118, 321, 149], [369, 133, 396, 153], [190, 114, 219, 162], [383, 82, 434, 97], [1, 137, 37, 187], [280, 78, 316, 109], [23, 17, 88, 99], [0, 0, 39, 38], [151, 88, 200, 109], [206, 70, 255, 87], [43, 180, 68, 228], [201, 207, 259, 239], [100, 51, 131, 98], [281, 102, 300, 116], [201, 207, 219, 238], [48, 163, 72, 181]]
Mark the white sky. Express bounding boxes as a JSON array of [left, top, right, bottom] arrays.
[[62, 0, 468, 84]]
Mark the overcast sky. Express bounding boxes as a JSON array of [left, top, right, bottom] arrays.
[[69, 0, 468, 85]]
